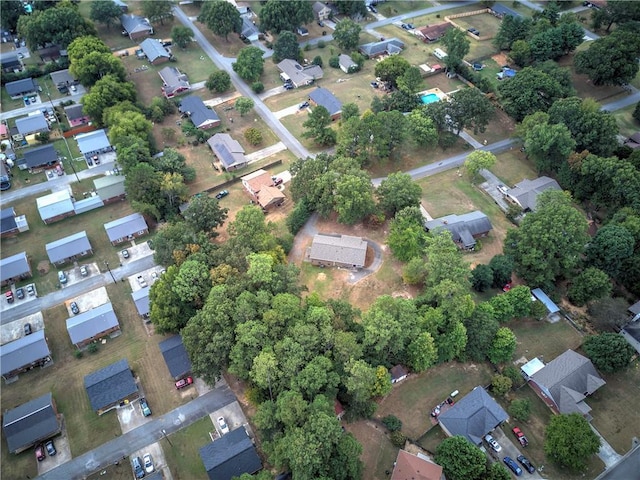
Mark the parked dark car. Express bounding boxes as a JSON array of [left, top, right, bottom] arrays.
[[35, 444, 45, 461], [45, 440, 56, 456], [503, 456, 522, 476], [272, 177, 283, 186], [70, 302, 79, 315], [299, 101, 309, 109], [517, 455, 536, 474], [215, 190, 229, 200], [24, 323, 32, 335], [16, 287, 24, 299]]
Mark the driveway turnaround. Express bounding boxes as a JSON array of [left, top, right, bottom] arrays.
[[36, 384, 236, 480]]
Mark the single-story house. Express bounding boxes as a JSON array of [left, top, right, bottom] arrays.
[[67, 302, 120, 349], [416, 22, 452, 42], [240, 17, 260, 42], [390, 365, 409, 384], [1, 330, 52, 380], [490, 3, 522, 18], [391, 450, 443, 480], [277, 59, 324, 88], [50, 69, 76, 89], [1, 53, 22, 73], [121, 14, 153, 40], [359, 38, 405, 58], [94, 175, 126, 203], [207, 133, 248, 171], [21, 144, 58, 172], [5, 78, 38, 98], [624, 132, 640, 150], [36, 45, 61, 62], [139, 38, 171, 65], [159, 66, 190, 98], [2, 393, 61, 454], [338, 54, 357, 74], [159, 335, 192, 380], [529, 349, 605, 419], [73, 195, 104, 215], [84, 359, 139, 415], [104, 212, 149, 245], [64, 104, 90, 127], [132, 286, 150, 318], [16, 113, 49, 136], [308, 234, 367, 269], [531, 288, 561, 321], [36, 190, 75, 224], [629, 301, 640, 323], [76, 129, 113, 159], [309, 87, 342, 120], [594, 439, 640, 480], [179, 96, 220, 129], [1, 207, 19, 237], [506, 176, 561, 211], [425, 211, 493, 250], [0, 251, 31, 286], [313, 1, 332, 20], [438, 386, 509, 445], [45, 231, 93, 266], [199, 427, 262, 480], [241, 169, 274, 197]]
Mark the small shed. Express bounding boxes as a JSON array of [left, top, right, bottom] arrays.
[[338, 54, 357, 74], [531, 288, 561, 321], [390, 364, 409, 383], [520, 357, 545, 381], [45, 231, 93, 265]]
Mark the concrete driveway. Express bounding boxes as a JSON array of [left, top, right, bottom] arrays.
[[348, 239, 384, 284], [117, 399, 152, 434], [1, 311, 44, 344], [490, 426, 543, 478], [129, 442, 170, 479], [66, 286, 109, 316], [37, 422, 72, 475]]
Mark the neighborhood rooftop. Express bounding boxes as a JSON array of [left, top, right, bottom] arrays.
[[66, 302, 119, 346], [45, 231, 91, 264], [84, 359, 137, 412], [309, 234, 367, 268], [0, 251, 29, 283], [159, 335, 192, 379], [2, 392, 60, 454], [1, 329, 50, 378]]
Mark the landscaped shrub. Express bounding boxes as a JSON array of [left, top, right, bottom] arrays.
[[312, 55, 323, 67], [508, 398, 531, 422], [286, 198, 313, 234], [87, 343, 99, 354], [382, 415, 402, 432], [74, 349, 83, 359], [244, 127, 263, 145], [502, 365, 525, 389], [390, 430, 406, 447], [329, 55, 340, 68], [251, 81, 264, 93], [317, 40, 326, 49]]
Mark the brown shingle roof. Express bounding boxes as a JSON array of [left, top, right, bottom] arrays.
[[391, 450, 443, 480]]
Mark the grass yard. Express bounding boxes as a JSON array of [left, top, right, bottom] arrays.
[[0, 194, 137, 296], [376, 1, 432, 17], [490, 149, 537, 187], [160, 417, 213, 480], [346, 420, 399, 480], [453, 12, 503, 40], [376, 362, 494, 440], [465, 105, 517, 145], [557, 54, 630, 104], [510, 318, 584, 366], [614, 104, 639, 138]]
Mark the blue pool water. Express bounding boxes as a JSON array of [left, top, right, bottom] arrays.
[[421, 93, 440, 104]]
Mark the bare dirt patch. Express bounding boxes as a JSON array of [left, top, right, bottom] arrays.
[[345, 421, 398, 480], [491, 52, 510, 66], [37, 260, 50, 275]]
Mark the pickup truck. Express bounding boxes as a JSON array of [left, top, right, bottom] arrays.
[[137, 275, 147, 287], [512, 426, 529, 447]]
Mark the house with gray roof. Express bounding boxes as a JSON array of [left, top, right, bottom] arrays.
[[424, 211, 492, 250], [50, 69, 76, 89], [120, 14, 153, 40], [313, 1, 332, 20], [179, 96, 220, 129], [104, 212, 149, 245], [2, 393, 61, 453], [1, 52, 22, 73], [438, 386, 508, 445], [277, 59, 324, 88], [94, 175, 126, 203], [16, 113, 49, 136], [5, 78, 37, 98], [159, 66, 190, 98], [76, 129, 112, 159], [529, 349, 605, 419], [1, 207, 18, 238], [359, 38, 405, 58], [67, 302, 120, 349], [200, 427, 262, 480], [309, 87, 342, 120], [21, 144, 58, 171], [506, 176, 561, 211], [207, 133, 247, 171], [46, 231, 93, 266], [132, 286, 150, 319], [339, 54, 357, 74], [0, 251, 31, 286], [490, 3, 522, 18], [84, 359, 138, 414], [308, 234, 367, 269], [1, 329, 52, 380], [64, 104, 90, 127], [36, 190, 74, 224], [140, 38, 171, 65], [159, 335, 192, 380], [240, 17, 260, 42]]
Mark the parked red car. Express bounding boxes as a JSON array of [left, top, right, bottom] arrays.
[[35, 444, 45, 461], [175, 377, 194, 389], [512, 426, 529, 447]]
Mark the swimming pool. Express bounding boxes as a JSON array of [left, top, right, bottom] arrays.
[[420, 93, 440, 104]]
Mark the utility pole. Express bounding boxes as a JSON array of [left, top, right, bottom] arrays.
[[104, 261, 116, 283]]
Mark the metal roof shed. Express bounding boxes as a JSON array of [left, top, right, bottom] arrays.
[[531, 288, 560, 314]]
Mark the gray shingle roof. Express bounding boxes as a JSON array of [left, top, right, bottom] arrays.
[[276, 59, 323, 87], [491, 3, 522, 17], [16, 114, 49, 135], [359, 38, 405, 57], [120, 14, 152, 34], [67, 302, 119, 346], [46, 231, 92, 264], [1, 329, 51, 377], [338, 54, 357, 71], [1, 53, 20, 70], [76, 129, 111, 156], [199, 427, 262, 480], [1, 207, 17, 235], [159, 335, 192, 379], [207, 134, 246, 169], [64, 104, 86, 121], [179, 96, 219, 129], [159, 66, 190, 97], [132, 286, 150, 317], [309, 87, 342, 116], [309, 234, 367, 267], [531, 349, 606, 415], [5, 78, 37, 97], [22, 144, 57, 168], [140, 38, 170, 62], [50, 69, 75, 86], [507, 176, 561, 211], [84, 359, 138, 412], [104, 213, 148, 242], [438, 386, 508, 445], [36, 190, 74, 222], [2, 392, 60, 453], [425, 211, 492, 248], [0, 251, 30, 282]]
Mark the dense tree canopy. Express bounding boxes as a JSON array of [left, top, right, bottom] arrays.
[[388, 207, 428, 262], [198, 0, 242, 41], [376, 172, 422, 216], [141, 0, 173, 25], [90, 0, 123, 30], [441, 28, 470, 72], [545, 413, 600, 470], [259, 0, 314, 34], [171, 25, 195, 48], [498, 67, 566, 121], [575, 29, 640, 86], [273, 30, 300, 63], [233, 46, 265, 82], [435, 436, 487, 480], [81, 75, 136, 124], [582, 333, 635, 373], [333, 18, 361, 51]]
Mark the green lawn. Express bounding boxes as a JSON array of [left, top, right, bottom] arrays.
[[161, 417, 213, 480], [490, 150, 538, 187], [614, 104, 639, 138]]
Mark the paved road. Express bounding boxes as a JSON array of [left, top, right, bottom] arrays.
[[0, 90, 87, 122], [36, 385, 236, 480], [173, 6, 312, 161]]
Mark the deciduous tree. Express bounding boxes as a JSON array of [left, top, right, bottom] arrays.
[[498, 67, 566, 121], [441, 27, 470, 72], [471, 264, 493, 292], [508, 398, 531, 422], [463, 303, 499, 361], [388, 207, 428, 262], [149, 265, 196, 332], [82, 75, 136, 124], [333, 18, 362, 51], [182, 194, 228, 237], [448, 87, 495, 135], [582, 333, 635, 373], [488, 327, 517, 364], [233, 46, 265, 82], [407, 332, 437, 372], [70, 51, 127, 87], [491, 374, 512, 396], [273, 30, 300, 62], [575, 29, 640, 86], [235, 97, 255, 116], [397, 66, 423, 94], [435, 436, 487, 480], [374, 56, 411, 88], [206, 70, 231, 92], [171, 25, 194, 48], [568, 267, 611, 306], [545, 414, 600, 470], [406, 109, 438, 147], [90, 0, 123, 30], [198, 0, 242, 40], [303, 106, 336, 146], [586, 225, 635, 278], [376, 172, 422, 216], [141, 0, 173, 25], [334, 171, 376, 224], [489, 254, 514, 288], [259, 0, 314, 34], [464, 150, 496, 181]]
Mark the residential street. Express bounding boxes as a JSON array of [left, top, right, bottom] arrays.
[[0, 89, 86, 122], [36, 385, 236, 480]]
